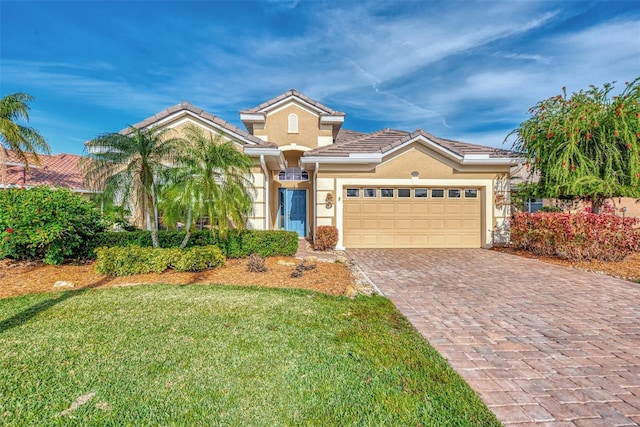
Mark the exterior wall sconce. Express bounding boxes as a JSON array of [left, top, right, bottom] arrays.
[[411, 171, 419, 177], [325, 192, 334, 209]]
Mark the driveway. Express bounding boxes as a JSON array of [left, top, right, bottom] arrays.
[[348, 248, 640, 426]]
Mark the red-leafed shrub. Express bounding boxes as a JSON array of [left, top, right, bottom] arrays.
[[314, 226, 339, 251], [510, 212, 640, 261]]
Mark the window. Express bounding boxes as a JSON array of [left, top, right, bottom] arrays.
[[288, 114, 298, 133], [431, 189, 445, 198], [381, 188, 394, 198], [464, 189, 478, 198], [346, 188, 360, 198], [414, 188, 428, 198], [364, 188, 377, 198], [398, 188, 411, 198], [448, 189, 461, 198], [278, 167, 309, 181], [524, 198, 543, 213]]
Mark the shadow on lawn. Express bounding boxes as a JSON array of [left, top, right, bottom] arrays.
[[0, 276, 114, 334]]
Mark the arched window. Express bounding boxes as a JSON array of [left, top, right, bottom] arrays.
[[288, 114, 298, 133]]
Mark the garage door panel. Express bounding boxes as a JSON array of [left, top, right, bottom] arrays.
[[446, 219, 463, 229], [463, 219, 480, 230], [463, 204, 481, 214], [343, 187, 481, 248], [431, 219, 445, 229], [379, 219, 395, 229], [413, 219, 428, 228], [379, 204, 396, 214], [345, 219, 363, 230], [363, 219, 378, 229], [396, 203, 412, 214], [430, 203, 446, 214], [396, 234, 412, 246], [378, 234, 395, 246], [395, 219, 412, 229]]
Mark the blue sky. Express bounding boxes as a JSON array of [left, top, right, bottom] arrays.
[[1, 1, 639, 155]]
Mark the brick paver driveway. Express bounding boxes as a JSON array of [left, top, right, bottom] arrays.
[[348, 248, 640, 426]]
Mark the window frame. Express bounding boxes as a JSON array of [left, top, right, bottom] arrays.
[[287, 113, 298, 134], [431, 189, 445, 198]]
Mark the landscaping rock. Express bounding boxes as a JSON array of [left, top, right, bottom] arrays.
[[53, 281, 74, 288], [277, 260, 296, 267]]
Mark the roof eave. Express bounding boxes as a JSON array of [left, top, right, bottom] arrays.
[[301, 153, 383, 164]]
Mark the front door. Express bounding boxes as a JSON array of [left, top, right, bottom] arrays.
[[278, 189, 306, 237]]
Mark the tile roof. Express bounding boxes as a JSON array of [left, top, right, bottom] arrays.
[[2, 150, 91, 192], [240, 89, 346, 117], [335, 128, 368, 143], [118, 101, 276, 147], [305, 128, 516, 159]]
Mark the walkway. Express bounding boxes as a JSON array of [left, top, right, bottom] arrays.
[[348, 248, 640, 426]]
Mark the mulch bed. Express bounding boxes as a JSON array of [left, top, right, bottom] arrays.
[[491, 246, 640, 282]]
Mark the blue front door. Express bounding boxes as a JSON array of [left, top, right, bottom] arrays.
[[279, 189, 306, 237]]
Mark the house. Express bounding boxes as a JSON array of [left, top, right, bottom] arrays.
[[114, 90, 520, 249], [0, 150, 94, 195]]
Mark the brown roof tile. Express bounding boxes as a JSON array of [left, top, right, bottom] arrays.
[[3, 150, 91, 192], [240, 89, 346, 117], [117, 101, 275, 147], [304, 128, 516, 159], [335, 128, 368, 143]]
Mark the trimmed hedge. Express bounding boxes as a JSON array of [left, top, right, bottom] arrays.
[[510, 212, 640, 261], [94, 245, 226, 276], [91, 229, 298, 259]]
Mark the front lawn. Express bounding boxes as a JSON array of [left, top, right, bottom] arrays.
[[0, 285, 499, 426]]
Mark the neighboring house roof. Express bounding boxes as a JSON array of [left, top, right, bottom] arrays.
[[304, 128, 517, 160], [335, 128, 368, 143], [240, 89, 346, 117], [114, 101, 276, 148], [2, 150, 91, 193]]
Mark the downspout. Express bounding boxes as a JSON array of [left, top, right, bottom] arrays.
[[313, 162, 319, 245], [260, 155, 269, 231]]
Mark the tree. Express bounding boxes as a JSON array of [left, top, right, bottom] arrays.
[[0, 186, 106, 264], [160, 125, 255, 248], [0, 93, 50, 185], [82, 126, 184, 247], [507, 77, 640, 213]]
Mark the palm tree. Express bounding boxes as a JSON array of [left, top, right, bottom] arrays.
[[160, 125, 255, 248], [0, 93, 50, 185], [82, 126, 184, 248]]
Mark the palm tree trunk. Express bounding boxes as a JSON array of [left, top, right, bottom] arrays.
[[0, 146, 7, 187], [180, 207, 193, 249], [150, 186, 159, 248]]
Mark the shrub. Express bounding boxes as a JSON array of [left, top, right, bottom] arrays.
[[90, 229, 297, 259], [172, 246, 225, 272], [247, 253, 267, 273], [313, 226, 339, 251], [510, 212, 640, 261], [0, 186, 106, 264], [538, 206, 563, 213], [94, 245, 225, 276], [232, 230, 298, 258]]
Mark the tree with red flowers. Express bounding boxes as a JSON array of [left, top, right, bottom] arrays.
[[506, 78, 640, 213]]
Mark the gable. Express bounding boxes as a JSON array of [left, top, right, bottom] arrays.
[[152, 112, 246, 150], [376, 145, 502, 179], [252, 102, 334, 150]]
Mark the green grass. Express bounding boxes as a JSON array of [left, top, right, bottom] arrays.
[[0, 285, 500, 426]]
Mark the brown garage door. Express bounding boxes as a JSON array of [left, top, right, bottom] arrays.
[[343, 187, 481, 248]]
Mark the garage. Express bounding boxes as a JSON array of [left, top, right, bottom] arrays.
[[343, 186, 482, 248]]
